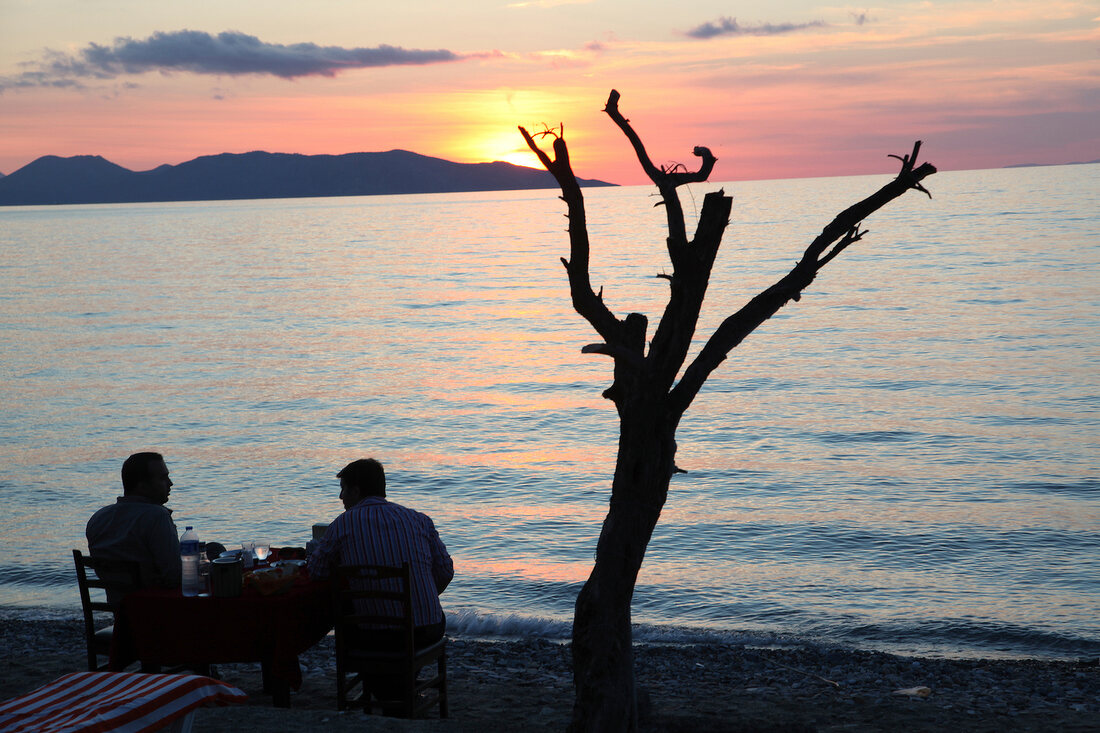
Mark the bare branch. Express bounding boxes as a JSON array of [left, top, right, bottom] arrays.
[[603, 90, 719, 262], [670, 144, 936, 414], [603, 90, 717, 187], [519, 126, 555, 172], [603, 90, 662, 183], [802, 142, 935, 269], [646, 189, 732, 392], [889, 141, 933, 198], [582, 342, 645, 368], [818, 225, 866, 267], [520, 125, 622, 344]]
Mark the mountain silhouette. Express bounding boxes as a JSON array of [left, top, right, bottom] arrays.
[[0, 150, 614, 206]]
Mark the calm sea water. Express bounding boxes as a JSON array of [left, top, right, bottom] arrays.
[[1, 165, 1097, 660]]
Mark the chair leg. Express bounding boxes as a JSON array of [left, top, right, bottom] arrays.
[[337, 668, 363, 712], [260, 661, 292, 708], [335, 659, 346, 710], [438, 653, 448, 718], [402, 666, 416, 718]]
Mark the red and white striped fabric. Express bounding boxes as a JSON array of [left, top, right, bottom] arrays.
[[0, 671, 247, 733]]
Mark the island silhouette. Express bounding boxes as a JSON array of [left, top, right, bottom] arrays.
[[0, 150, 615, 206]]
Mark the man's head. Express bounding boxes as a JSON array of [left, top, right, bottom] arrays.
[[121, 452, 172, 505], [337, 458, 386, 509]]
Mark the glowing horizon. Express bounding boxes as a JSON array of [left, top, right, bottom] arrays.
[[1, 1, 1096, 185]]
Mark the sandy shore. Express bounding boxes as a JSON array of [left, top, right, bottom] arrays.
[[2, 612, 1096, 732]]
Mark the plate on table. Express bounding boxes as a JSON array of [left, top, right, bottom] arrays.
[[248, 565, 299, 595], [273, 559, 305, 568]]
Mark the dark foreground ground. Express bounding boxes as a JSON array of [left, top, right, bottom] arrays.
[[2, 614, 1096, 732]]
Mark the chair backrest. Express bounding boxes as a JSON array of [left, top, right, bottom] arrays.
[[331, 562, 448, 717], [333, 562, 416, 652], [73, 549, 143, 669], [73, 549, 143, 612]]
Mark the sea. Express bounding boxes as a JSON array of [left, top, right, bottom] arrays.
[[1, 164, 1097, 661]]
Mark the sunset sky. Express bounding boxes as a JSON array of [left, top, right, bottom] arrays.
[[1, 0, 1097, 184]]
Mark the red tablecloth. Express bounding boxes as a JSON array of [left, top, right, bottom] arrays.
[[0, 671, 246, 733], [111, 575, 331, 701]]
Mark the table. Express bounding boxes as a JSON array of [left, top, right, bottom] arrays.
[[110, 574, 332, 707], [0, 671, 247, 733]]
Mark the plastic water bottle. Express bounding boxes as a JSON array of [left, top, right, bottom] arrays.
[[180, 526, 202, 597]]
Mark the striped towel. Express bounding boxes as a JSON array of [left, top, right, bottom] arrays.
[[0, 671, 247, 733]]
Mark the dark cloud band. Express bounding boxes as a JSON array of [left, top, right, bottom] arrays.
[[686, 17, 826, 39], [79, 30, 460, 78], [2, 29, 463, 90]]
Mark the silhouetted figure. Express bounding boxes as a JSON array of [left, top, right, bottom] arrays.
[[309, 458, 453, 640], [86, 452, 181, 599], [308, 458, 453, 703]]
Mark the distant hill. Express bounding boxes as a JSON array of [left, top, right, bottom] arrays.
[[0, 150, 614, 206], [1004, 159, 1100, 169]]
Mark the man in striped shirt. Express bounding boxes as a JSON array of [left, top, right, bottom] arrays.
[[307, 458, 454, 647]]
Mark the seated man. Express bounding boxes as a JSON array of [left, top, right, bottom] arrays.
[[308, 458, 454, 648], [86, 452, 180, 596]]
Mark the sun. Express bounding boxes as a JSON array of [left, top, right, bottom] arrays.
[[451, 130, 543, 168], [498, 149, 543, 169]]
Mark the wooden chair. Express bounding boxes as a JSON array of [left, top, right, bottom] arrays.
[[72, 549, 142, 671], [333, 562, 448, 718]]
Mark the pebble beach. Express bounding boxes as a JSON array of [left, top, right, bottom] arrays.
[[3, 612, 1097, 732]]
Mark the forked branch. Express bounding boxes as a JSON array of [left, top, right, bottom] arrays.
[[801, 141, 935, 269], [670, 143, 937, 414], [604, 90, 717, 188], [604, 89, 717, 259]]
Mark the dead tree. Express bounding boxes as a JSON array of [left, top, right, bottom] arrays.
[[520, 89, 936, 732]]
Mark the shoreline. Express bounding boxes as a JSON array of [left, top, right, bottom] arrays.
[[8, 601, 1094, 664], [3, 612, 1097, 731]]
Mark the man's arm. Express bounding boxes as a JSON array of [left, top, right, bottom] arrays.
[[425, 517, 454, 594], [306, 522, 341, 580], [147, 510, 181, 587]]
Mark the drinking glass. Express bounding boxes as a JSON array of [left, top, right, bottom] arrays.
[[240, 541, 256, 568], [254, 541, 271, 563]]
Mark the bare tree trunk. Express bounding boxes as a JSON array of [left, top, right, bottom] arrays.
[[520, 89, 935, 733], [572, 411, 677, 731]]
